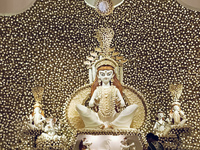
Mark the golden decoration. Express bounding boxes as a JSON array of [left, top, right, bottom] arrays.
[[94, 0, 114, 16]]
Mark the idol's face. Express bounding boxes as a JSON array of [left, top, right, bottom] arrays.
[[99, 70, 113, 84], [173, 105, 180, 111], [157, 113, 164, 120], [34, 107, 41, 113]]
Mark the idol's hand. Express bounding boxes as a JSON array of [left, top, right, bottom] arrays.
[[94, 99, 100, 106]]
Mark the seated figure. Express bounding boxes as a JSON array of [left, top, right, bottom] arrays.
[[40, 117, 60, 140], [168, 84, 186, 127], [36, 117, 67, 149], [28, 102, 45, 130], [27, 86, 46, 130], [76, 58, 138, 129], [168, 102, 186, 127], [153, 111, 166, 134], [153, 110, 170, 136]]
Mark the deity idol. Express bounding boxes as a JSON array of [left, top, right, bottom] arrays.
[[76, 57, 138, 129], [153, 110, 171, 136], [29, 102, 46, 130], [169, 102, 186, 127], [40, 117, 60, 140], [153, 111, 166, 133], [168, 84, 187, 127], [28, 86, 46, 130]]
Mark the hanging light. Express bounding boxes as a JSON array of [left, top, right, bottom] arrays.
[[84, 0, 124, 16]]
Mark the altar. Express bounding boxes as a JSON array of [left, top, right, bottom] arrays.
[[74, 134, 143, 150], [1, 0, 199, 149]]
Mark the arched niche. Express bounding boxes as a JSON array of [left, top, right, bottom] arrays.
[[177, 0, 200, 11], [0, 0, 36, 16]]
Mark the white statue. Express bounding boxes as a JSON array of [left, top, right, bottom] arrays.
[[169, 102, 186, 127], [153, 111, 166, 133], [153, 110, 171, 136], [40, 117, 60, 140], [76, 58, 138, 129], [28, 102, 46, 130], [168, 84, 187, 127], [27, 86, 46, 130]]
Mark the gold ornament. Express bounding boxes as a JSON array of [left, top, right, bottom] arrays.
[[95, 27, 114, 55], [95, 0, 114, 16], [31, 86, 44, 103], [98, 77, 101, 85], [169, 84, 183, 101], [95, 57, 118, 69]]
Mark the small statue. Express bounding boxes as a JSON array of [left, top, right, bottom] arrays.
[[168, 84, 187, 127], [168, 102, 186, 127], [41, 117, 61, 140], [36, 117, 67, 149], [28, 102, 45, 130], [28, 87, 46, 130], [153, 110, 170, 136]]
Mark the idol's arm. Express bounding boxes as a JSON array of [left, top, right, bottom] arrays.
[[116, 89, 125, 107], [89, 89, 98, 107], [29, 114, 33, 124]]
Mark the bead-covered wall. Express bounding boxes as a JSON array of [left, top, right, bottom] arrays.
[[0, 0, 199, 149]]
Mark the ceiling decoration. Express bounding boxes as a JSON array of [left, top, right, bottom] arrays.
[[94, 0, 114, 16], [0, 0, 36, 16], [177, 0, 200, 11], [85, 0, 124, 16]]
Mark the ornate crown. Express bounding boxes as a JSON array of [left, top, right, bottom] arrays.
[[169, 84, 183, 100], [84, 28, 128, 68], [95, 27, 114, 54], [84, 27, 129, 84], [169, 84, 183, 106], [32, 86, 44, 102], [95, 57, 118, 69], [33, 102, 42, 108]]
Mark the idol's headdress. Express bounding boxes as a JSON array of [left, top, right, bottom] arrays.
[[95, 57, 118, 69], [84, 27, 128, 84], [32, 86, 44, 102], [157, 109, 164, 114], [169, 84, 183, 106], [33, 102, 42, 108], [32, 86, 44, 110]]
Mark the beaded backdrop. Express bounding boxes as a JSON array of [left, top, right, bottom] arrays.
[[0, 0, 200, 149]]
